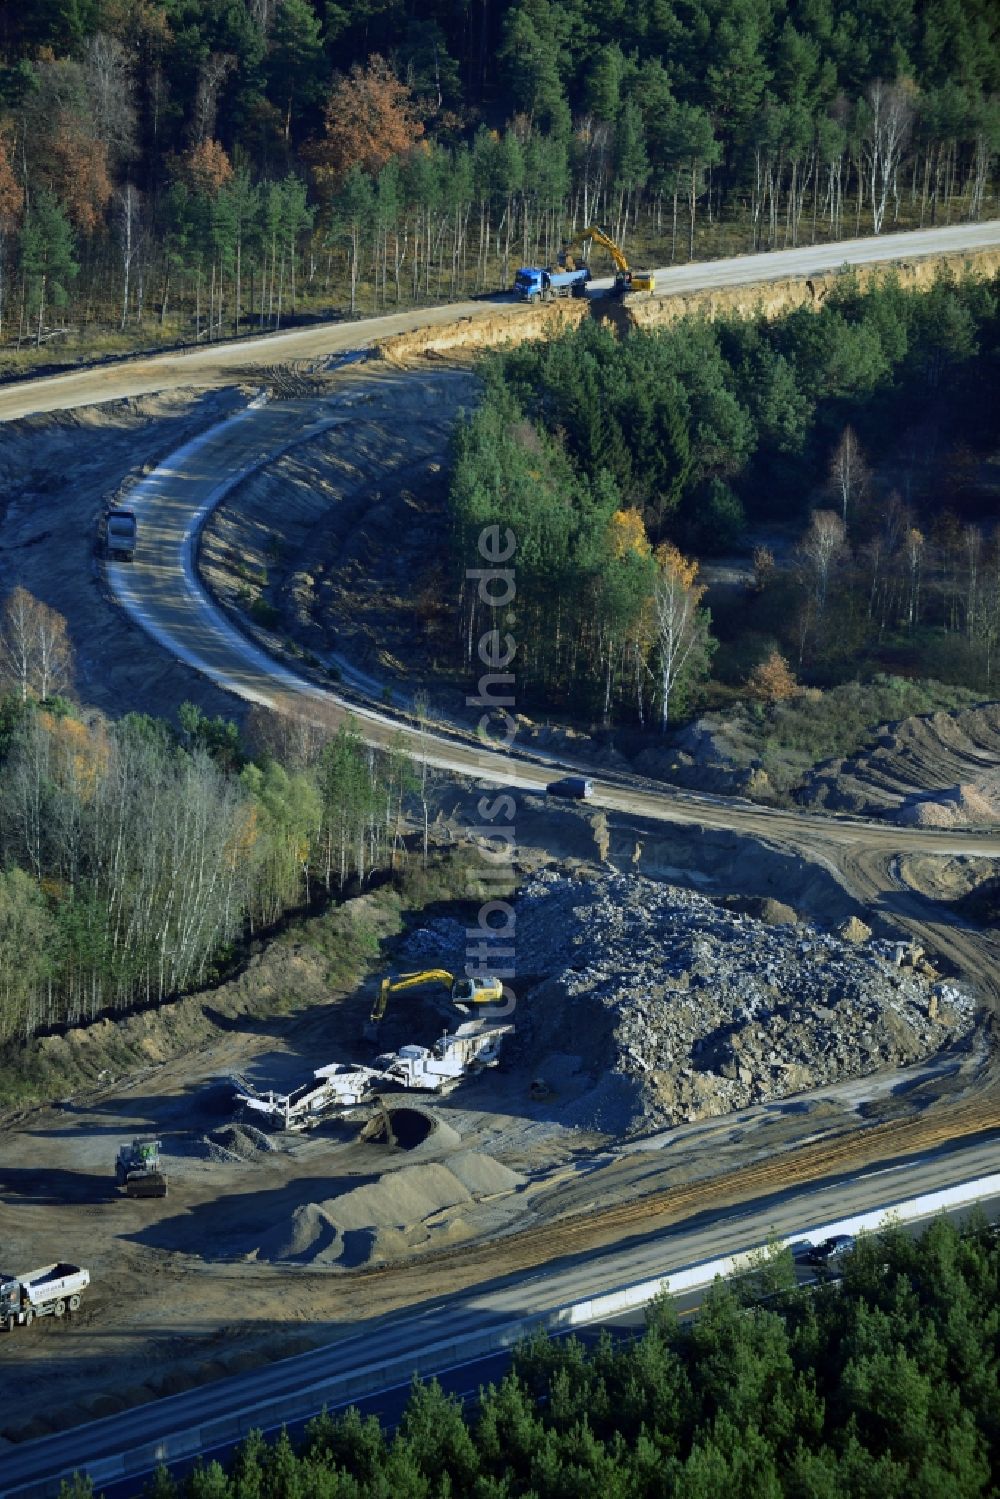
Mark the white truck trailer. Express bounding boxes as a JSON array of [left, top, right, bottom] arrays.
[[1, 1263, 90, 1331]]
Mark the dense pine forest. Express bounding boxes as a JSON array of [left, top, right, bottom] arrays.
[[450, 270, 1000, 726], [61, 1215, 1000, 1498], [0, 0, 996, 355]]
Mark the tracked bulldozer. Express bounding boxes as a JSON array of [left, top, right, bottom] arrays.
[[115, 1138, 168, 1199]]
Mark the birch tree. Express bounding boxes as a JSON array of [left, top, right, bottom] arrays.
[[117, 183, 142, 329], [798, 509, 846, 619], [829, 425, 869, 530], [0, 587, 38, 703], [652, 544, 713, 730], [0, 587, 74, 702], [862, 80, 914, 234]]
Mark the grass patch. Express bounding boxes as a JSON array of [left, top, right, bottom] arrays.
[[689, 674, 982, 801], [249, 596, 280, 628], [301, 845, 516, 985], [760, 676, 980, 795]]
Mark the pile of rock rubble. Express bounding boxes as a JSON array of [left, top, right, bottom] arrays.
[[407, 871, 975, 1136]]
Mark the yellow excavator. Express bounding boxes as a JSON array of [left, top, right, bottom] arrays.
[[369, 970, 505, 1029], [560, 224, 655, 297]]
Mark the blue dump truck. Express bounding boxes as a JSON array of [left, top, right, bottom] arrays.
[[513, 264, 591, 302]]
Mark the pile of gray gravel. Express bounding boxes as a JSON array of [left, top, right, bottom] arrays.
[[513, 871, 974, 1135]]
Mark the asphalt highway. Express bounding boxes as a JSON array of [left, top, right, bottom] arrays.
[[2, 217, 1000, 1497], [3, 1137, 997, 1497]]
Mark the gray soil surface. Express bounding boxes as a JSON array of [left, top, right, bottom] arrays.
[[0, 387, 247, 721], [0, 847, 991, 1442], [194, 370, 1000, 826], [0, 233, 998, 1446], [199, 365, 476, 711], [799, 702, 1000, 824]]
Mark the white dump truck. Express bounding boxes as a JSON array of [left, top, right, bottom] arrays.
[[1, 1263, 90, 1330]]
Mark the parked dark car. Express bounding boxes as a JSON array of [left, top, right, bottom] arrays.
[[802, 1234, 855, 1267], [546, 776, 595, 800]]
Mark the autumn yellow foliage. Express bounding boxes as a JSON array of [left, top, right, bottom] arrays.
[[609, 508, 652, 559], [748, 650, 798, 703], [41, 712, 110, 798]]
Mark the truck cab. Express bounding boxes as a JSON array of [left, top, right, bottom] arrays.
[[513, 266, 590, 303], [514, 267, 546, 301], [1, 1273, 24, 1325], [104, 508, 138, 561]]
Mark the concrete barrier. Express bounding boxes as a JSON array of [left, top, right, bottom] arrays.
[[103, 1169, 1000, 1491], [16, 1171, 1000, 1498], [564, 1170, 1000, 1326]]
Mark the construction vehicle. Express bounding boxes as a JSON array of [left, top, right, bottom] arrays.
[[234, 1016, 514, 1128], [559, 224, 655, 297], [369, 970, 505, 1031], [1, 1264, 89, 1331], [376, 1021, 513, 1092], [102, 506, 138, 561], [513, 264, 591, 302], [235, 1062, 387, 1132], [115, 1138, 168, 1199]]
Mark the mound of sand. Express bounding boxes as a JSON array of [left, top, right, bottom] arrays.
[[717, 894, 800, 926], [898, 778, 1000, 828], [254, 1151, 524, 1266], [799, 703, 1000, 822], [359, 1105, 462, 1154], [257, 1203, 345, 1265]]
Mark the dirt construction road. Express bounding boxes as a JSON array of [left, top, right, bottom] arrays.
[[3, 217, 999, 1002], [0, 220, 997, 419], [105, 374, 1000, 847]]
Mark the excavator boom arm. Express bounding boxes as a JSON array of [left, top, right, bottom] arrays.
[[370, 969, 455, 1024], [559, 224, 653, 294], [562, 224, 631, 275]]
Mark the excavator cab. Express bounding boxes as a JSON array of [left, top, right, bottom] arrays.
[[451, 976, 504, 1005], [625, 269, 655, 294]]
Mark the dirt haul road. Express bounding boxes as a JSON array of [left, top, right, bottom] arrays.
[[0, 220, 997, 419], [1, 217, 998, 1026], [102, 382, 1000, 843]]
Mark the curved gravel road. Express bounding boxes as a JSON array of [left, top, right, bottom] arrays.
[[108, 391, 1000, 865], [1, 219, 999, 1497], [7, 216, 995, 1007]]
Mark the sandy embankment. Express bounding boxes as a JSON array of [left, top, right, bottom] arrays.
[[372, 246, 1000, 364]]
